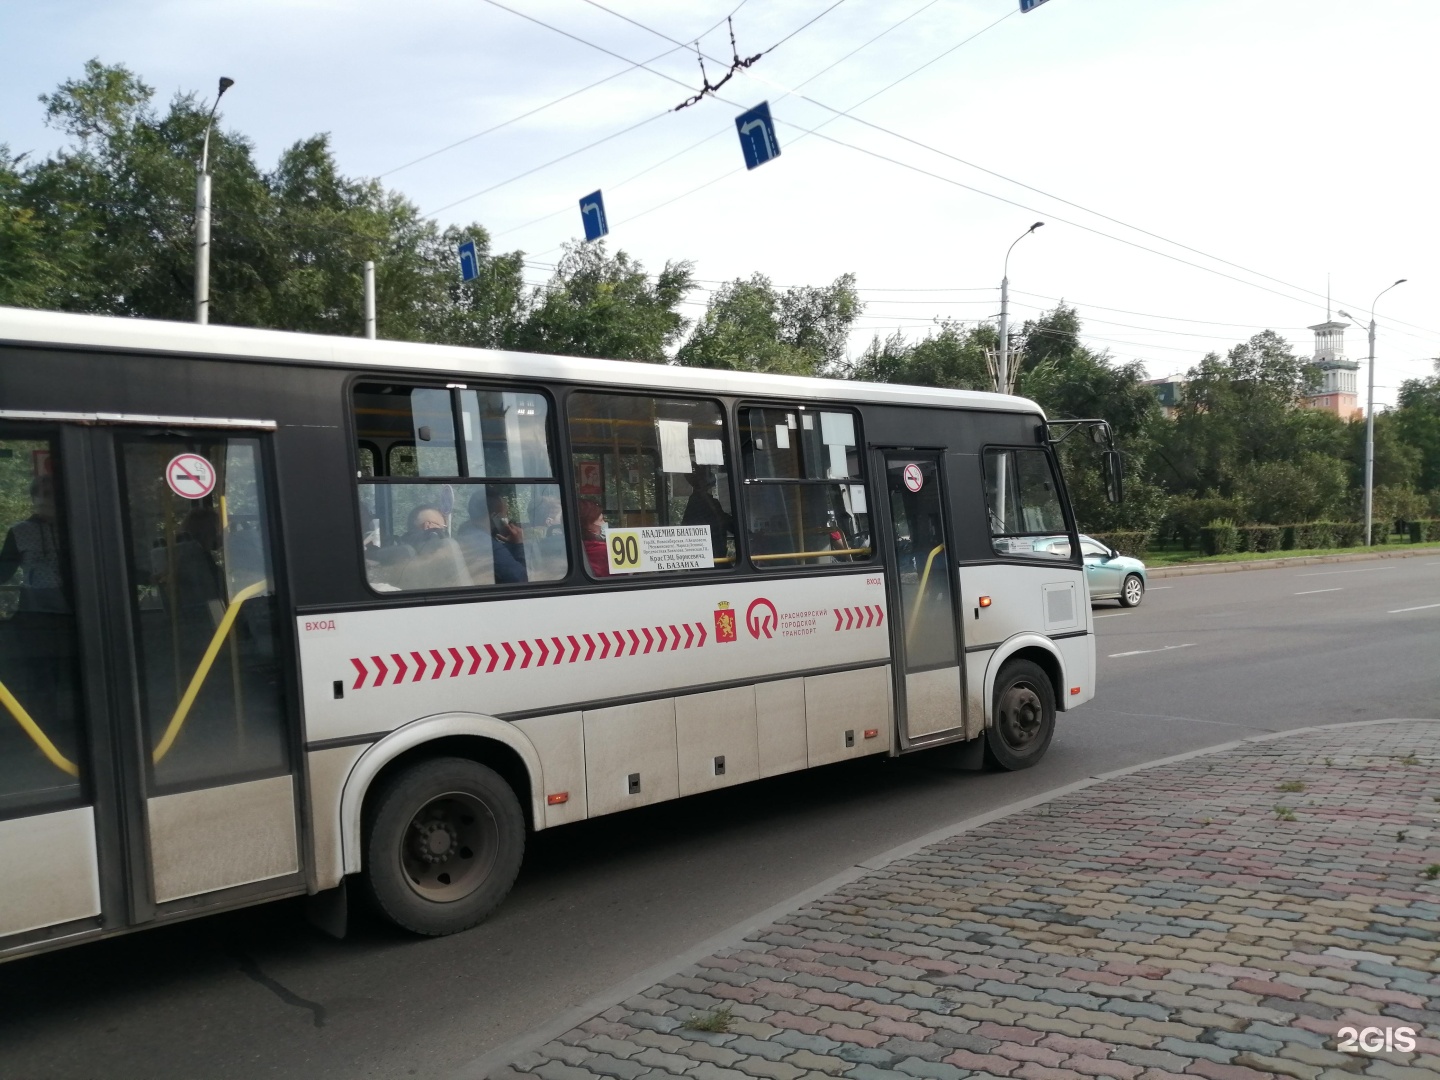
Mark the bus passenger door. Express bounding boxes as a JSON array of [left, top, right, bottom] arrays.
[[878, 452, 965, 745], [110, 430, 303, 917]]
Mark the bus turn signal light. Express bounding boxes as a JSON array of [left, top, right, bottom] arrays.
[[547, 792, 569, 805], [978, 596, 992, 607], [863, 728, 878, 739], [1070, 687, 1081, 696]]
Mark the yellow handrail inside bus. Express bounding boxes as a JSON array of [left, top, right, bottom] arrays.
[[0, 677, 79, 777], [152, 579, 268, 764], [750, 547, 872, 562], [905, 545, 946, 649]]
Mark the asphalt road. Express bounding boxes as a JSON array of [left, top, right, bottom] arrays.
[[3, 556, 1437, 1080]]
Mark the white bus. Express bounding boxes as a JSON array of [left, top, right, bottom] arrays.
[[0, 306, 1113, 958]]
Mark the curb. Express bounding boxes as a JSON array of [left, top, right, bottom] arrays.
[[1148, 544, 1440, 578], [449, 716, 1440, 1080]]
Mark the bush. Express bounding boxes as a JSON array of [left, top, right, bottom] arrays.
[[1088, 531, 1151, 559], [1237, 525, 1282, 552], [1408, 519, 1439, 543], [1200, 518, 1238, 555], [1163, 496, 1244, 550], [1331, 521, 1364, 547]]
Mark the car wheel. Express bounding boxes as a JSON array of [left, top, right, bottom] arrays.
[[1119, 573, 1145, 608], [985, 659, 1056, 771], [363, 757, 525, 936]]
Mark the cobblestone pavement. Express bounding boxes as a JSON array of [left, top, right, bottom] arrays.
[[487, 722, 1440, 1080]]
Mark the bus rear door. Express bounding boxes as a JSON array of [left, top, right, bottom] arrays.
[[0, 419, 304, 956]]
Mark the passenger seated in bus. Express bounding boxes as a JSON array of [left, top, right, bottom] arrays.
[[681, 464, 732, 557], [459, 491, 526, 584], [525, 494, 567, 580], [579, 501, 609, 578], [393, 504, 470, 590]]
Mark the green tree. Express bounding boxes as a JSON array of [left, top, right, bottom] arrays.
[[676, 272, 859, 375], [1394, 361, 1440, 494], [514, 241, 694, 362], [2, 60, 527, 343], [844, 319, 993, 390]]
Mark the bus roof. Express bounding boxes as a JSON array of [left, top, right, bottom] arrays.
[[0, 305, 1045, 417]]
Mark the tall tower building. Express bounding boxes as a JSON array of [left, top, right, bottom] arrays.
[[1302, 317, 1362, 420]]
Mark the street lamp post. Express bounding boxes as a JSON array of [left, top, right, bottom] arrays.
[[194, 76, 234, 324], [1339, 277, 1406, 546], [997, 222, 1044, 395]]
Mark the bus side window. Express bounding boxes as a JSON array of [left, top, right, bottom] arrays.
[[983, 448, 1069, 559], [353, 383, 567, 593], [0, 436, 87, 817], [566, 392, 737, 578], [739, 406, 871, 568]]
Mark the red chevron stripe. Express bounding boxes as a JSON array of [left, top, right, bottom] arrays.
[[877, 606, 885, 626], [551, 637, 565, 665], [642, 627, 654, 653], [583, 633, 597, 661], [350, 657, 368, 690], [518, 640, 533, 669], [600, 633, 611, 660], [834, 609, 843, 631], [655, 626, 667, 652], [501, 642, 516, 671], [449, 647, 464, 677], [485, 644, 501, 672], [430, 649, 445, 679], [409, 651, 426, 681], [568, 635, 581, 663], [628, 629, 641, 655], [535, 638, 548, 665], [669, 625, 681, 650], [467, 645, 484, 675], [371, 655, 388, 687], [612, 630, 626, 657], [696, 621, 707, 647], [391, 653, 408, 685], [682, 624, 694, 649]]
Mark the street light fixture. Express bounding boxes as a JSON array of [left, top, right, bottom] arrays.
[[194, 76, 234, 324], [997, 222, 1044, 395], [1338, 277, 1406, 546]]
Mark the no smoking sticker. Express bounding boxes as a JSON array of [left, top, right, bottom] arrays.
[[166, 453, 216, 500], [902, 463, 924, 492]]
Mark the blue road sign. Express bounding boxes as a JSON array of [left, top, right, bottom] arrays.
[[579, 190, 608, 242], [458, 239, 480, 282], [1019, 0, 1052, 11], [735, 102, 780, 171]]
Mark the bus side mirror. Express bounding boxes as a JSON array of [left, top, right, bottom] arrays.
[[1102, 450, 1123, 504]]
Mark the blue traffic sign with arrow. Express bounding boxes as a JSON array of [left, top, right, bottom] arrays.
[[579, 190, 608, 242], [735, 102, 780, 170], [457, 239, 479, 282]]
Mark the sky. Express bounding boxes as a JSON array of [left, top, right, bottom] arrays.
[[3, 0, 1438, 407]]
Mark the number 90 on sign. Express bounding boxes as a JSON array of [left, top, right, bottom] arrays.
[[609, 529, 641, 570]]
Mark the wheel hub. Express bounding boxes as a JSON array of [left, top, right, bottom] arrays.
[[999, 685, 1043, 748], [411, 819, 458, 864]]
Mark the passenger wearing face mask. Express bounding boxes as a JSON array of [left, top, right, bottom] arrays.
[[394, 504, 470, 590]]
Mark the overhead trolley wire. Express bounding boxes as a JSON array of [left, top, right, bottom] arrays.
[[530, 0, 1436, 345]]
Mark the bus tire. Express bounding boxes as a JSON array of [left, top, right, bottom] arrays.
[[363, 756, 525, 936], [985, 659, 1055, 771]]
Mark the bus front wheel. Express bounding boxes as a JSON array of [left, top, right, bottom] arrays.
[[985, 660, 1056, 770], [363, 757, 525, 936]]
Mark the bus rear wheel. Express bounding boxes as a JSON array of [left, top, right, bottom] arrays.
[[985, 659, 1055, 771], [363, 757, 524, 936]]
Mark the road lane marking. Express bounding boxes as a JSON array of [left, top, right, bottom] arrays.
[[1295, 588, 1343, 595], [1093, 612, 1128, 619], [1148, 586, 1172, 590], [1388, 602, 1440, 614], [1108, 709, 1253, 728], [1296, 566, 1397, 577], [1108, 643, 1196, 658]]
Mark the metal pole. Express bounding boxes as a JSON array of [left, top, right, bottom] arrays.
[[194, 77, 232, 325], [997, 222, 1043, 395], [1363, 279, 1406, 546], [194, 171, 212, 324], [1363, 316, 1376, 546], [364, 261, 377, 339], [997, 275, 1009, 395]]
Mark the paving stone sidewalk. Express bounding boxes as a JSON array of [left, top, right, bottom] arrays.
[[490, 722, 1440, 1080]]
